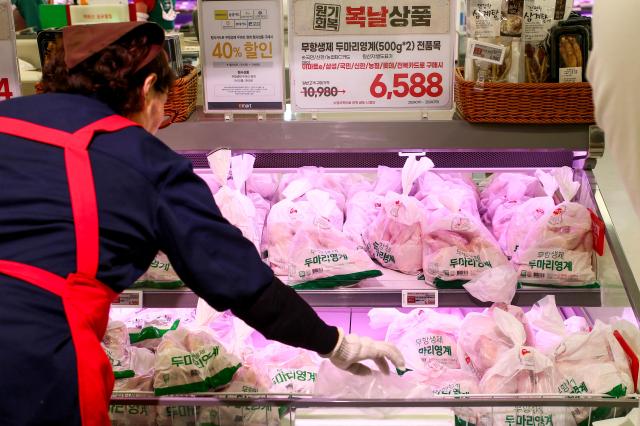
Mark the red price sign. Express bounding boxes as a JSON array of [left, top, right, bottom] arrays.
[[369, 72, 443, 100], [0, 77, 14, 100]]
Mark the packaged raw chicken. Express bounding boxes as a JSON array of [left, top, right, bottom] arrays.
[[287, 189, 381, 289], [363, 155, 433, 274], [480, 172, 545, 227], [196, 366, 280, 426], [109, 402, 157, 426], [255, 342, 321, 394], [246, 172, 280, 202], [314, 360, 431, 399], [265, 179, 342, 275], [369, 308, 461, 371], [153, 328, 241, 396], [275, 167, 348, 212], [343, 166, 401, 245], [458, 305, 534, 378], [193, 300, 255, 358], [415, 172, 479, 216], [554, 321, 633, 425], [102, 321, 155, 383], [525, 295, 580, 355], [133, 251, 183, 289], [209, 151, 266, 251], [129, 319, 180, 351], [513, 167, 599, 286], [422, 184, 510, 287]]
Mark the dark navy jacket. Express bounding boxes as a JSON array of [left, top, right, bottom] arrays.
[[0, 93, 275, 425]]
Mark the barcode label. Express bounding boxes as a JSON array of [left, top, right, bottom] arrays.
[[402, 290, 438, 308], [469, 39, 506, 65]]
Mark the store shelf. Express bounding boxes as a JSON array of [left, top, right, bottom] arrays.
[[123, 287, 602, 309], [157, 116, 594, 153], [110, 393, 640, 409]]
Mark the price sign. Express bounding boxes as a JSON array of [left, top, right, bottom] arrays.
[[68, 4, 132, 24], [402, 290, 438, 308], [289, 0, 454, 111], [0, 0, 21, 102], [200, 0, 285, 113]]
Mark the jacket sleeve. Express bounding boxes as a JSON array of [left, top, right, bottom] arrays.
[[588, 0, 640, 219], [153, 155, 338, 354]]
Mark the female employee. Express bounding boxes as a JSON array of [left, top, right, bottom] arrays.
[[0, 22, 404, 426]]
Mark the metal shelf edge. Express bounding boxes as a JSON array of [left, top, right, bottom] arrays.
[[128, 288, 602, 309]]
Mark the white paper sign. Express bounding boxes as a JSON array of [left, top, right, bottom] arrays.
[[68, 4, 131, 24], [0, 0, 21, 102], [200, 0, 285, 113], [290, 0, 454, 111]]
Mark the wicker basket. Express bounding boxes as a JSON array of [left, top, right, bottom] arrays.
[[163, 64, 198, 126], [454, 68, 595, 124]]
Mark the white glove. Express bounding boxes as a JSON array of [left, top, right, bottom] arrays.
[[136, 12, 149, 21], [323, 327, 406, 376]]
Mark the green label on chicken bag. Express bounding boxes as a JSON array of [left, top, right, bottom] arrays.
[[154, 343, 241, 396]]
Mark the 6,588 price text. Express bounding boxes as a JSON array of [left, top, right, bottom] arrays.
[[370, 72, 443, 100]]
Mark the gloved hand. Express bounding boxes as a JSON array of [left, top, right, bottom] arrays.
[[323, 327, 405, 376]]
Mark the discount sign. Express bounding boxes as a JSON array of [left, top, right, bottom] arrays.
[[0, 0, 21, 102], [289, 0, 453, 111], [200, 0, 284, 113]]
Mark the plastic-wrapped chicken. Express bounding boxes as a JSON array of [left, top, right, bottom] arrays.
[[369, 308, 461, 371], [422, 183, 510, 287], [242, 341, 321, 395], [480, 173, 545, 226], [314, 360, 431, 399], [610, 319, 640, 394], [265, 179, 343, 275], [471, 310, 575, 426], [193, 300, 255, 358], [525, 295, 585, 356], [276, 166, 348, 212], [363, 156, 433, 274], [246, 172, 280, 202], [287, 189, 381, 289], [458, 305, 534, 378], [343, 166, 401, 245], [153, 328, 241, 396], [414, 172, 480, 216], [133, 251, 183, 289], [102, 321, 155, 385], [513, 168, 599, 286], [209, 151, 267, 251], [129, 319, 180, 351], [554, 321, 634, 425], [196, 366, 281, 426], [109, 403, 157, 426]]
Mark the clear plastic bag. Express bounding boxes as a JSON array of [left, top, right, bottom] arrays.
[[287, 189, 381, 289], [363, 156, 433, 274], [153, 328, 241, 396], [369, 308, 462, 371]]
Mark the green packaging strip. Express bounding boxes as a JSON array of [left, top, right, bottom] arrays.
[[291, 270, 382, 290], [129, 319, 180, 344], [154, 364, 242, 396]]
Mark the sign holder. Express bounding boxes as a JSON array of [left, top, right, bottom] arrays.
[[0, 0, 21, 102], [199, 0, 285, 116], [288, 0, 455, 115]]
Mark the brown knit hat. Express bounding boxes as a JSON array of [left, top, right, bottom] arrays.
[[62, 22, 164, 70]]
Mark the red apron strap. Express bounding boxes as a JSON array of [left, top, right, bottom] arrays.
[[0, 260, 66, 296], [0, 117, 71, 148], [66, 115, 139, 276]]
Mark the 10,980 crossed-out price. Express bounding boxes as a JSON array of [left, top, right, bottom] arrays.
[[369, 72, 443, 100]]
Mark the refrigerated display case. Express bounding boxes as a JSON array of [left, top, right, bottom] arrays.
[[109, 117, 640, 425]]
